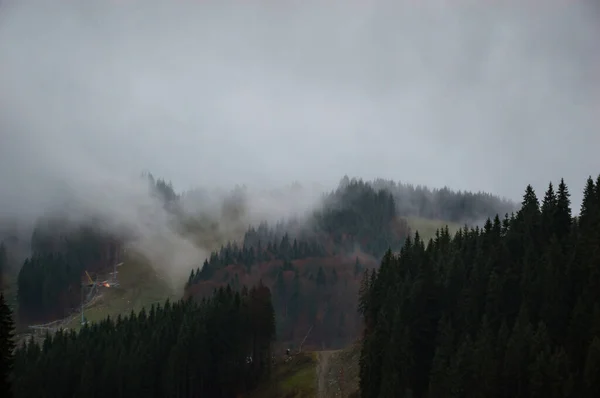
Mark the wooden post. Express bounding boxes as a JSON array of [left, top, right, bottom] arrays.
[[298, 325, 313, 353]]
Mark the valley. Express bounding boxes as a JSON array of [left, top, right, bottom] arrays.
[[4, 174, 600, 398], [2, 0, 597, 396], [13, 215, 459, 344]]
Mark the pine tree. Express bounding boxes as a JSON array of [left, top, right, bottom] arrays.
[[555, 179, 572, 243], [579, 177, 597, 231], [354, 257, 363, 277], [0, 243, 6, 289], [0, 293, 15, 398], [583, 337, 600, 397], [316, 266, 327, 287], [541, 182, 557, 242], [357, 176, 600, 398]]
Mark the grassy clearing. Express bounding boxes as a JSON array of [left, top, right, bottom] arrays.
[[406, 217, 462, 242], [248, 352, 318, 398], [64, 252, 176, 331]]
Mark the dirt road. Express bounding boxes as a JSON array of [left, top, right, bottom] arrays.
[[315, 344, 361, 397], [317, 350, 335, 398]]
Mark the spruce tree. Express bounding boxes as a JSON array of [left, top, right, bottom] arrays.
[[0, 293, 15, 398], [555, 179, 572, 242], [0, 243, 6, 289], [357, 176, 600, 398]]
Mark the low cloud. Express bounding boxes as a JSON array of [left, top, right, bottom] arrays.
[[0, 0, 598, 279]]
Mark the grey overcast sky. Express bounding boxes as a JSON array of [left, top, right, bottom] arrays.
[[1, 0, 599, 216]]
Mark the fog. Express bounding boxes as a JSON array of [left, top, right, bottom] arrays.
[[1, 0, 599, 282]]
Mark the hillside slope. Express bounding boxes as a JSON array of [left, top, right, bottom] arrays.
[[406, 216, 461, 241], [247, 345, 362, 398], [247, 352, 318, 398], [64, 251, 176, 330], [185, 216, 460, 350], [186, 251, 379, 349], [17, 251, 175, 343]]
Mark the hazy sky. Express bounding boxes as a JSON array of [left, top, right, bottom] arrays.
[[1, 0, 599, 215]]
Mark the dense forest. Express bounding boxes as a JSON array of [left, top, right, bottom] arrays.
[[185, 229, 377, 348], [1, 173, 598, 397], [0, 243, 6, 289], [0, 292, 14, 397], [185, 180, 405, 348], [2, 174, 515, 347], [358, 176, 600, 398], [366, 177, 516, 223], [9, 174, 176, 325], [0, 173, 520, 386], [185, 178, 513, 349], [16, 220, 122, 324], [7, 283, 275, 398]]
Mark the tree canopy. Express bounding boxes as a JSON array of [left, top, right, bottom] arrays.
[[11, 283, 275, 398], [358, 176, 600, 398]]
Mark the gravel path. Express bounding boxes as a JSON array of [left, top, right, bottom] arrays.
[[317, 350, 335, 398]]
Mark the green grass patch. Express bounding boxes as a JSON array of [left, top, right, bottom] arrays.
[[64, 252, 176, 331], [248, 352, 317, 398], [406, 217, 462, 242]]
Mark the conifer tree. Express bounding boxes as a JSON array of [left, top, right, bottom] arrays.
[[0, 243, 6, 289], [555, 178, 572, 242], [358, 176, 600, 398], [11, 283, 276, 398], [0, 293, 15, 398]]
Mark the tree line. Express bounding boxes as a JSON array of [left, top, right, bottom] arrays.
[[0, 243, 6, 289], [7, 174, 510, 326], [315, 178, 401, 257], [358, 176, 600, 398], [187, 179, 405, 305], [219, 179, 404, 259], [368, 177, 516, 223], [187, 232, 328, 285], [12, 173, 171, 325], [17, 223, 121, 324], [0, 292, 15, 398], [193, 179, 405, 275], [185, 180, 404, 349], [2, 282, 275, 398]]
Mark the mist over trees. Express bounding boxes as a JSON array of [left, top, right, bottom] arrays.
[[17, 221, 121, 324], [0, 173, 598, 397], [185, 179, 404, 348], [367, 177, 516, 224], [0, 172, 522, 394], [1, 0, 598, 396], [0, 244, 6, 289], [358, 176, 600, 398], [184, 178, 514, 349], [1, 174, 516, 339], [7, 174, 180, 324]]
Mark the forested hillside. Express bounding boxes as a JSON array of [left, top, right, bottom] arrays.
[[2, 174, 593, 398], [16, 218, 122, 324], [358, 176, 600, 398], [8, 174, 174, 326], [185, 178, 513, 349], [185, 180, 399, 349], [0, 243, 6, 289], [0, 175, 514, 341], [10, 283, 275, 398], [368, 177, 516, 223]]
